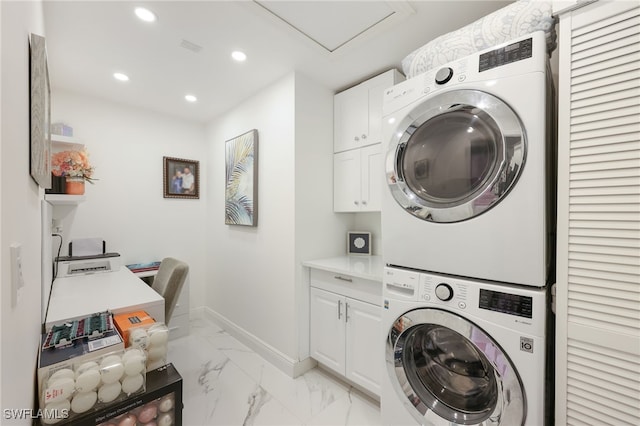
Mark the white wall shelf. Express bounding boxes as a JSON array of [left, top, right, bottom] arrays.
[[51, 134, 84, 150], [44, 194, 86, 205]]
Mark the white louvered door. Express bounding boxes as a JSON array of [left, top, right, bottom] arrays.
[[555, 1, 640, 425]]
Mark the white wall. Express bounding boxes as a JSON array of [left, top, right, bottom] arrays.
[[206, 72, 350, 364], [206, 73, 298, 359], [1, 1, 46, 422], [50, 90, 208, 310]]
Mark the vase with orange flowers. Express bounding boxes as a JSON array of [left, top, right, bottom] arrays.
[[51, 148, 96, 195]]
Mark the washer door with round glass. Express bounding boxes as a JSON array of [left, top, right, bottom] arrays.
[[386, 90, 525, 223], [386, 309, 525, 425]]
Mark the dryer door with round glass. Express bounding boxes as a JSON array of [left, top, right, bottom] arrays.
[[386, 309, 525, 425], [386, 90, 525, 223]]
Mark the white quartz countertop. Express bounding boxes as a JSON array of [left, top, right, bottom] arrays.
[[302, 255, 383, 282]]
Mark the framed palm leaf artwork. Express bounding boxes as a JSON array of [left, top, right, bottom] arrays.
[[225, 129, 258, 226]]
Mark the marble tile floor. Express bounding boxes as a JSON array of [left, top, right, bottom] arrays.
[[167, 317, 382, 426]]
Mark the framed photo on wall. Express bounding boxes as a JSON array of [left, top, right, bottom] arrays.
[[225, 129, 258, 226], [163, 156, 199, 199], [29, 33, 52, 189]]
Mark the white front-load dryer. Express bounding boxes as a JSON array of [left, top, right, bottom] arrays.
[[381, 267, 550, 426], [381, 32, 555, 287]]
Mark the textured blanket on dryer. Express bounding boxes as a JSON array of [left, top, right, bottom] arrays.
[[401, 0, 557, 78]]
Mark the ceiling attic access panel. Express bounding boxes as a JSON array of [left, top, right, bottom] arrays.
[[254, 1, 414, 54]]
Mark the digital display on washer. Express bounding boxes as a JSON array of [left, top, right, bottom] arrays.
[[479, 37, 533, 72], [479, 289, 533, 318]]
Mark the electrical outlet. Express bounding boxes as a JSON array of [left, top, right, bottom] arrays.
[[52, 219, 63, 234], [10, 243, 25, 307]]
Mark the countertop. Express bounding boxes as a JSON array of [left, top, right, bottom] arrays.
[[302, 255, 383, 282]]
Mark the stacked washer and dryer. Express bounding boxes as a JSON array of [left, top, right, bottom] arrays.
[[380, 32, 555, 426]]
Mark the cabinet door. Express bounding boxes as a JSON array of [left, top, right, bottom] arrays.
[[367, 81, 388, 145], [334, 149, 362, 212], [310, 288, 346, 375], [345, 298, 381, 395], [334, 86, 369, 153], [555, 2, 640, 424], [360, 143, 382, 211]]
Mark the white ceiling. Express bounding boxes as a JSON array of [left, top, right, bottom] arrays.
[[43, 1, 511, 123]]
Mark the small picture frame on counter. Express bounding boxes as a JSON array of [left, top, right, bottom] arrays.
[[347, 232, 371, 255]]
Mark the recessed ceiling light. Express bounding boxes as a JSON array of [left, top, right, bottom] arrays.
[[135, 7, 157, 22], [231, 51, 247, 62], [113, 72, 130, 82], [185, 94, 197, 103]]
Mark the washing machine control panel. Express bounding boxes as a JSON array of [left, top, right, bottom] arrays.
[[419, 274, 468, 309], [383, 267, 420, 301], [434, 283, 453, 301]]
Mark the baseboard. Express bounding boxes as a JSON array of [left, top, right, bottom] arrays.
[[189, 306, 205, 320], [202, 307, 316, 378]]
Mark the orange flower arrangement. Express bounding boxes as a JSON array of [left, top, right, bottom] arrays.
[[51, 148, 96, 183]]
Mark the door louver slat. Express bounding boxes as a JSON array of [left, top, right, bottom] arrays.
[[528, 2, 640, 422]]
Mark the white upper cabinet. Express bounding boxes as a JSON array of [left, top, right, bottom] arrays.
[[334, 85, 369, 153], [334, 143, 382, 212], [333, 69, 404, 212], [334, 69, 404, 153]]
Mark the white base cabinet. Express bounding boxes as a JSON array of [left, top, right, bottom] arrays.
[[343, 298, 381, 393], [309, 268, 381, 396], [167, 276, 190, 340], [310, 288, 345, 373]]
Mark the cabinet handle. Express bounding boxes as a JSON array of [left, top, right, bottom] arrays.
[[354, 136, 360, 142], [338, 300, 342, 319], [361, 134, 367, 139], [354, 201, 359, 206], [345, 302, 350, 323], [361, 200, 367, 205], [334, 275, 353, 283]]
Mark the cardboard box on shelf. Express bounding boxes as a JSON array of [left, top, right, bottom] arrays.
[[113, 311, 155, 348]]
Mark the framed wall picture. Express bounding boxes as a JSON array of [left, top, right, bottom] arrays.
[[29, 33, 52, 189], [225, 129, 258, 226], [163, 157, 199, 199], [347, 232, 371, 255]]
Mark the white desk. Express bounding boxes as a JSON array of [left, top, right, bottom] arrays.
[[45, 268, 164, 330]]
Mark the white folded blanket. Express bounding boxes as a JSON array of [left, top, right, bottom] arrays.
[[402, 0, 557, 78]]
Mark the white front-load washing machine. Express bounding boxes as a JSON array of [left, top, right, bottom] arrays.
[[381, 267, 550, 426], [382, 32, 555, 287]]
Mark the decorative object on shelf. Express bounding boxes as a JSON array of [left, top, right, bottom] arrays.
[[51, 147, 97, 195], [225, 129, 258, 226], [29, 33, 52, 189], [163, 156, 200, 199], [45, 173, 67, 194], [347, 231, 371, 255], [65, 177, 85, 195], [51, 122, 73, 137]]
